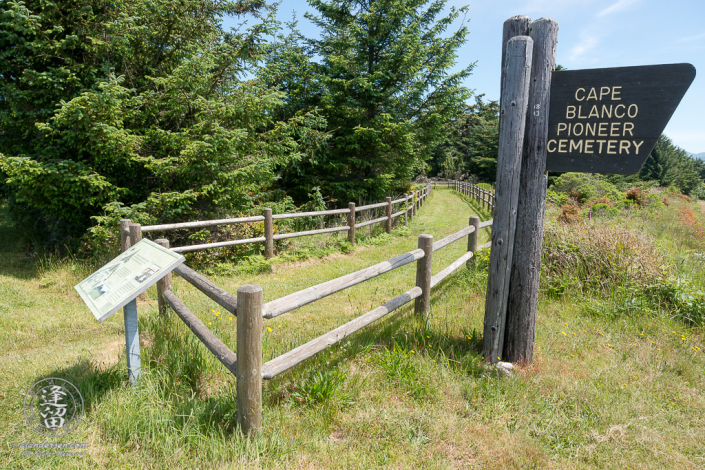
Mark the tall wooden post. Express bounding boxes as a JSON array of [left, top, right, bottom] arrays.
[[504, 18, 559, 364], [482, 34, 533, 363], [237, 284, 263, 435], [347, 202, 356, 246], [386, 197, 392, 233], [264, 208, 274, 259], [415, 234, 434, 317], [403, 195, 409, 225], [155, 239, 172, 315]]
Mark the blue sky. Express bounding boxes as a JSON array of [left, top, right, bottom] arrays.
[[225, 0, 705, 153]]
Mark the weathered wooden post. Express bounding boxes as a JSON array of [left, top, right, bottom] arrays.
[[415, 234, 433, 317], [504, 18, 559, 364], [468, 216, 480, 268], [120, 219, 131, 252], [413, 191, 418, 217], [264, 208, 274, 259], [155, 239, 172, 315], [237, 284, 263, 435], [482, 33, 533, 363], [347, 202, 356, 246], [402, 195, 409, 225], [125, 223, 143, 384], [386, 197, 392, 233], [407, 194, 413, 222]]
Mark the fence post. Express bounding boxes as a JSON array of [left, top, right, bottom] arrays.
[[386, 197, 392, 233], [347, 202, 356, 246], [264, 208, 274, 259], [407, 194, 413, 222], [237, 284, 263, 436], [415, 234, 434, 317], [120, 219, 131, 252], [467, 216, 481, 268], [155, 239, 172, 315], [482, 34, 533, 364]]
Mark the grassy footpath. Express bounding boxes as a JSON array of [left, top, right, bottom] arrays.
[[1, 189, 704, 468]]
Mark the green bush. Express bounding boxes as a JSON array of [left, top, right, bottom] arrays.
[[550, 173, 620, 203]]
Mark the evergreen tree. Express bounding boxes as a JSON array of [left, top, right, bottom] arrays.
[[285, 0, 473, 203]]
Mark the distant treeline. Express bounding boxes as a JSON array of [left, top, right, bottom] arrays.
[[0, 0, 472, 250]]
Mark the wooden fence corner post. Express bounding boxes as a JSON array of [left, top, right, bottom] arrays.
[[155, 239, 172, 315], [347, 202, 356, 246], [237, 284, 263, 436], [414, 234, 434, 318], [386, 197, 392, 233], [264, 208, 274, 259]]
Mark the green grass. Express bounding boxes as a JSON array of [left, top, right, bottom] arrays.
[[1, 189, 705, 468]]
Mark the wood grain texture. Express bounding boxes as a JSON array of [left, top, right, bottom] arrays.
[[347, 202, 356, 246], [482, 36, 533, 363], [432, 224, 476, 253], [236, 284, 263, 436], [415, 235, 433, 317], [356, 201, 389, 212], [264, 208, 274, 259], [505, 18, 558, 364], [263, 248, 425, 318], [171, 237, 266, 253], [120, 219, 131, 252], [500, 16, 531, 94], [271, 208, 349, 220], [467, 216, 481, 269], [173, 264, 238, 314], [355, 216, 388, 229], [431, 251, 474, 288], [272, 226, 349, 241], [155, 238, 172, 315], [142, 215, 265, 232], [386, 197, 392, 233], [163, 290, 237, 375], [261, 287, 422, 379]]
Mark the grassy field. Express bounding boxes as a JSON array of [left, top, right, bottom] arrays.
[[1, 189, 704, 469]]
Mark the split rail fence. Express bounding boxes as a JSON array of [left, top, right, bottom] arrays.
[[117, 181, 495, 434], [121, 184, 432, 256]]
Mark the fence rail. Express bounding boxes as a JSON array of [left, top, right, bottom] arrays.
[[121, 184, 433, 256]]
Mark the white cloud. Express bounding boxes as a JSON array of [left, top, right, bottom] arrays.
[[569, 35, 600, 62], [677, 32, 705, 43], [597, 0, 641, 17]]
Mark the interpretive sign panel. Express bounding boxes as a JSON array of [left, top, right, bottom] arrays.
[[546, 63, 695, 174], [75, 239, 184, 322]]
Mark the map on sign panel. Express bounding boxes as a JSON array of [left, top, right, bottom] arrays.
[[75, 239, 184, 322], [546, 63, 695, 174]]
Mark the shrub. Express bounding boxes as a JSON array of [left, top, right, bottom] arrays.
[[542, 222, 667, 296], [626, 187, 648, 206], [551, 173, 620, 203], [558, 202, 582, 223]]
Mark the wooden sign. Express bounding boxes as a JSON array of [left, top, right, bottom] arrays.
[[75, 239, 184, 322], [546, 63, 695, 174]]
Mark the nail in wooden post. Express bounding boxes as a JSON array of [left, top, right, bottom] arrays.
[[505, 18, 559, 364], [264, 208, 274, 259], [482, 35, 533, 364], [415, 234, 434, 317], [237, 284, 263, 436], [386, 197, 392, 233], [155, 239, 172, 315], [347, 202, 356, 245], [467, 216, 481, 268], [120, 219, 131, 252]]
